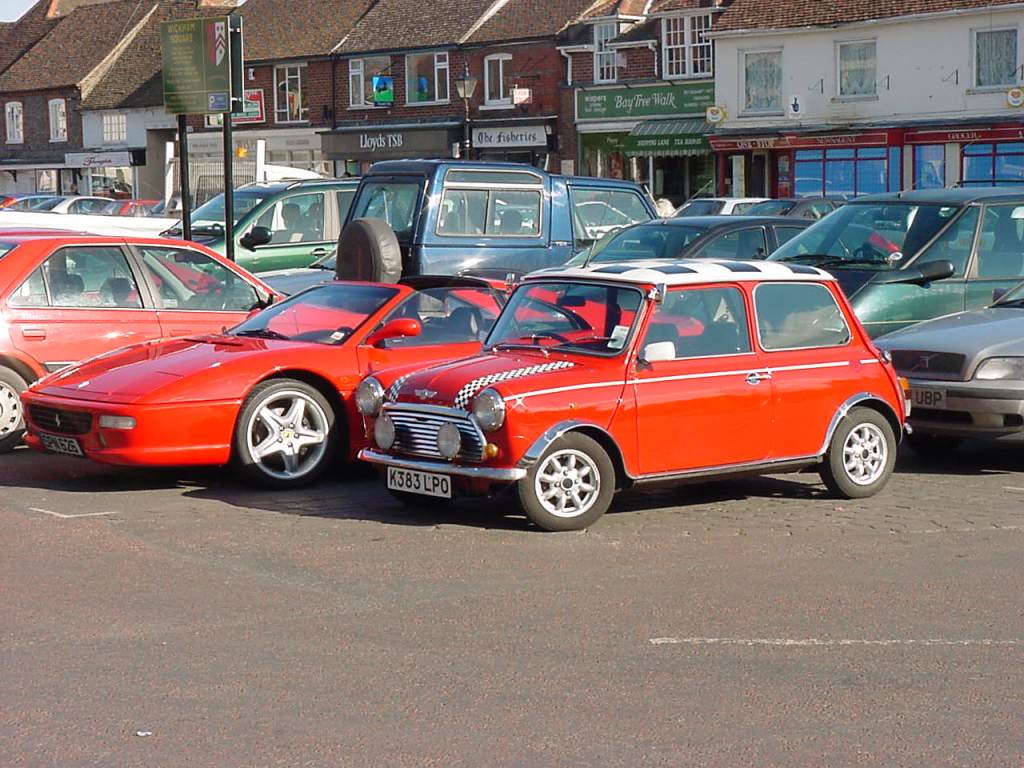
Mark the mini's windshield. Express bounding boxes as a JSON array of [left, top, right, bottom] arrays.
[[231, 283, 397, 345], [487, 281, 644, 356], [584, 223, 706, 264], [770, 202, 962, 270], [183, 189, 276, 234], [674, 199, 721, 217], [350, 181, 422, 242]]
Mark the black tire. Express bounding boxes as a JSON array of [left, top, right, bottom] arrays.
[[388, 489, 454, 509], [232, 379, 339, 489], [907, 433, 961, 459], [0, 366, 28, 454], [336, 218, 403, 283], [517, 432, 615, 531], [819, 407, 897, 499]]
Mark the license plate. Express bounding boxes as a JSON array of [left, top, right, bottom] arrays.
[[386, 466, 452, 498], [912, 386, 946, 409], [39, 433, 83, 457]]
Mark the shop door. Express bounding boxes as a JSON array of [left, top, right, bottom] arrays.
[[750, 153, 768, 197]]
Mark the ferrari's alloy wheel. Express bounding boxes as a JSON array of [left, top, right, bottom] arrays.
[[0, 367, 28, 453]]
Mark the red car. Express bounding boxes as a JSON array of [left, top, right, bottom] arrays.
[[23, 277, 505, 488], [358, 260, 910, 531], [104, 199, 161, 217], [0, 232, 277, 452]]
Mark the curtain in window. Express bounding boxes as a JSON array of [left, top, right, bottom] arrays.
[[977, 29, 1017, 87], [839, 41, 876, 96], [744, 51, 781, 110]]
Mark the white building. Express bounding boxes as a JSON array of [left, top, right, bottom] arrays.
[[707, 0, 1024, 197]]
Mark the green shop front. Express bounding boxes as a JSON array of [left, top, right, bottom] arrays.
[[575, 81, 715, 206]]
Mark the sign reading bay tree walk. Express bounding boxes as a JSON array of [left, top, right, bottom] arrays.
[[160, 17, 235, 114]]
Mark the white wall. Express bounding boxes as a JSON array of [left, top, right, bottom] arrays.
[[82, 107, 176, 149]]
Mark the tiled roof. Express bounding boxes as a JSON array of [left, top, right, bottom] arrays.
[[0, 0, 154, 92], [578, 0, 650, 19], [335, 0, 497, 54], [239, 0, 376, 60], [0, 1, 58, 78], [716, 0, 1024, 31], [467, 0, 598, 43], [650, 0, 715, 12]]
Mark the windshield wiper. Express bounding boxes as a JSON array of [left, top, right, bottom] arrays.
[[490, 342, 550, 356], [234, 328, 290, 341], [994, 298, 1024, 308]]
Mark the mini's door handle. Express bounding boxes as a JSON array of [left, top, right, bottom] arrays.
[[21, 327, 46, 339], [745, 371, 772, 385]]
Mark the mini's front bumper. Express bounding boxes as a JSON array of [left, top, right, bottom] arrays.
[[358, 449, 527, 481]]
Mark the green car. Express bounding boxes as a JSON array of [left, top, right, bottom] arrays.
[[770, 188, 1024, 337], [166, 178, 359, 274]]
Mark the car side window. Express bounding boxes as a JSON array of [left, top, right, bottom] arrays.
[[256, 192, 327, 245], [136, 246, 258, 312], [808, 202, 834, 219], [755, 283, 851, 350], [917, 207, 978, 277], [642, 287, 752, 360], [8, 266, 48, 307], [373, 286, 501, 347], [692, 228, 768, 260], [41, 246, 142, 308], [570, 188, 652, 250], [437, 188, 542, 237], [974, 204, 1024, 278], [774, 226, 804, 247]]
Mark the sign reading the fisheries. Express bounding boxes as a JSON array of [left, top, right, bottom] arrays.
[[161, 17, 233, 114], [576, 82, 714, 120]]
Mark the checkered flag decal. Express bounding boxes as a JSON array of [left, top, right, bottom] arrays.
[[453, 361, 575, 410], [386, 373, 414, 402]]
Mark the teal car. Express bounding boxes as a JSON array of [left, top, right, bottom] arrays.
[[770, 189, 1024, 337], [167, 179, 359, 274]]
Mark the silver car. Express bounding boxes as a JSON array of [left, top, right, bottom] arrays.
[[876, 284, 1024, 454]]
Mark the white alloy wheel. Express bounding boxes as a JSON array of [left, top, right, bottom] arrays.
[[841, 422, 888, 486], [533, 448, 602, 519], [245, 389, 329, 481]]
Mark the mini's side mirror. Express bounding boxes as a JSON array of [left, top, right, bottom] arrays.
[[364, 317, 422, 347], [240, 225, 272, 250], [640, 340, 676, 364]]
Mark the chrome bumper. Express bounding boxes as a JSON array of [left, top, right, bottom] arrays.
[[359, 449, 527, 481]]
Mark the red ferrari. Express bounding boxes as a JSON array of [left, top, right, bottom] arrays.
[[22, 277, 505, 488]]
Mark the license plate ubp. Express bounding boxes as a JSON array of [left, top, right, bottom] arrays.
[[386, 466, 452, 498], [39, 433, 84, 457], [912, 386, 946, 409]]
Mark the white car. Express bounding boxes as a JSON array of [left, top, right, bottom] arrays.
[[674, 197, 770, 217], [48, 196, 118, 215]]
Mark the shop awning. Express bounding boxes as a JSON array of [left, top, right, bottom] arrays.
[[624, 119, 710, 157]]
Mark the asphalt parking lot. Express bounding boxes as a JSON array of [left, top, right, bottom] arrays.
[[2, 443, 1023, 767]]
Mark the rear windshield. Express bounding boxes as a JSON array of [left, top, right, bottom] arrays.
[[675, 199, 721, 217], [587, 223, 706, 263]]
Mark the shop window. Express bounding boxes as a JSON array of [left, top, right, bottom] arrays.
[[102, 113, 127, 144], [743, 50, 782, 112], [89, 166, 133, 197], [837, 40, 876, 97], [755, 283, 850, 351], [484, 54, 512, 106], [962, 142, 1024, 186], [662, 14, 713, 79], [406, 52, 449, 104], [975, 204, 1024, 278], [794, 147, 895, 197], [5, 102, 22, 144], [918, 206, 978, 277], [594, 22, 618, 84], [275, 64, 308, 122], [974, 28, 1018, 88], [913, 145, 945, 189], [48, 99, 67, 142], [349, 56, 391, 107]]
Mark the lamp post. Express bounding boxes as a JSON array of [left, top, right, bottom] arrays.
[[454, 64, 478, 159]]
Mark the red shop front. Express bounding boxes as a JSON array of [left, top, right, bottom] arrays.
[[710, 129, 905, 198], [905, 124, 1024, 189]]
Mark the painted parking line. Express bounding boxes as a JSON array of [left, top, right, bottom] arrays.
[[649, 637, 1021, 647], [1005, 487, 1024, 493], [29, 507, 118, 520]]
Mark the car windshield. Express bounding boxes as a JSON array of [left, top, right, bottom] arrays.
[[486, 281, 644, 356], [231, 283, 398, 345], [370, 285, 503, 345], [0, 241, 16, 259], [10, 196, 62, 211], [769, 202, 962, 270], [584, 223, 706, 264], [747, 200, 794, 216], [184, 189, 276, 233], [674, 199, 721, 217], [994, 280, 1024, 307], [350, 181, 422, 242]]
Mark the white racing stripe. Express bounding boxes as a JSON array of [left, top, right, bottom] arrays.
[[649, 636, 1022, 647]]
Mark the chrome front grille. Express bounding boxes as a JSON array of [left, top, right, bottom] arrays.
[[386, 405, 485, 463], [29, 405, 92, 435], [891, 350, 966, 379]]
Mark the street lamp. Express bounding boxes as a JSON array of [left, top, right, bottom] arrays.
[[454, 64, 478, 159]]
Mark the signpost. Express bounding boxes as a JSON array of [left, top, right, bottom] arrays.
[[160, 15, 243, 259]]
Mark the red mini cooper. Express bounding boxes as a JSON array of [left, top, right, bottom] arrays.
[[358, 260, 909, 531]]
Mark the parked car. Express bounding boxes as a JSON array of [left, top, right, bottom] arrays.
[[358, 260, 907, 531], [567, 215, 811, 267], [104, 199, 160, 217], [674, 197, 769, 217], [746, 197, 842, 219], [164, 178, 359, 274], [22, 276, 506, 488], [48, 196, 119, 215], [875, 281, 1024, 454], [769, 188, 1024, 337], [1, 194, 68, 212], [0, 233, 276, 452], [338, 161, 657, 279]]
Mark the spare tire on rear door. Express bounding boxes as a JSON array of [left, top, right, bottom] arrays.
[[335, 217, 403, 283]]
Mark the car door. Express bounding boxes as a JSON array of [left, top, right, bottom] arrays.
[[245, 191, 332, 272], [132, 244, 263, 338], [5, 243, 161, 373], [965, 202, 1024, 310], [632, 284, 771, 474]]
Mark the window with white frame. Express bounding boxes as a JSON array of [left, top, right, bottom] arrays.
[[48, 98, 67, 142], [594, 22, 618, 83], [349, 56, 392, 107], [974, 27, 1018, 88], [275, 64, 308, 122], [743, 49, 782, 112], [406, 51, 449, 104], [837, 40, 877, 97], [484, 53, 512, 105], [662, 14, 713, 78], [102, 113, 127, 143], [5, 102, 23, 144]]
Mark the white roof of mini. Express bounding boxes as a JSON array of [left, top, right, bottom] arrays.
[[526, 259, 835, 287]]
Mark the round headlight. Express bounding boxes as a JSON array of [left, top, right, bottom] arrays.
[[356, 376, 385, 416], [437, 422, 462, 460], [472, 388, 505, 431], [374, 413, 396, 450]]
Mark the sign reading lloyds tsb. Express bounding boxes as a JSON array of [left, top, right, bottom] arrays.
[[576, 82, 714, 120]]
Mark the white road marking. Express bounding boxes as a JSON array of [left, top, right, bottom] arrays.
[[649, 637, 1021, 647], [29, 507, 118, 520], [1004, 487, 1024, 493], [901, 525, 1024, 534]]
